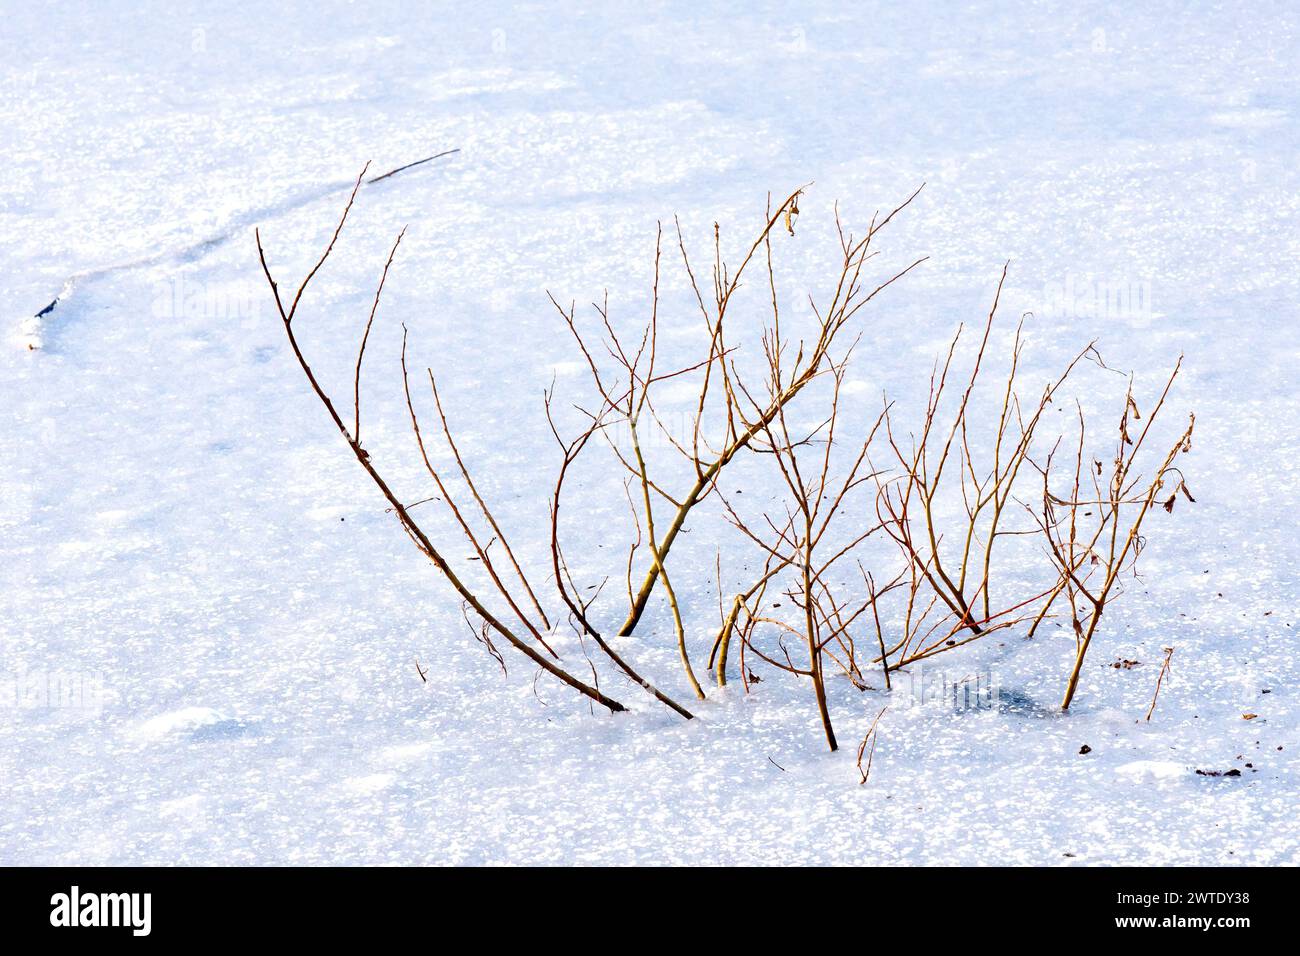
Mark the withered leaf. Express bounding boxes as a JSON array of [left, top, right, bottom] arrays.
[[1242, 713, 1258, 720], [1162, 494, 1176, 513], [1179, 481, 1196, 503]]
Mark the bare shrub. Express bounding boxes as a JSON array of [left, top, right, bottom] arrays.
[[1023, 362, 1196, 709], [867, 275, 1100, 674], [257, 167, 1195, 751], [257, 167, 629, 715], [544, 189, 924, 708]]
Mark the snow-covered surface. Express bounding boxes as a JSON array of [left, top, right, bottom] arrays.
[[2, 2, 1297, 865]]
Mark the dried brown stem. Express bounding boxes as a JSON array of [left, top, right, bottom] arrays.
[[1145, 646, 1174, 721]]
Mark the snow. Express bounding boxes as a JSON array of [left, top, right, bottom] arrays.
[[2, 1, 1298, 865], [133, 707, 231, 742]]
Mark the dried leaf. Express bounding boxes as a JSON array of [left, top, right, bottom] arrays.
[[1242, 713, 1258, 720], [1179, 481, 1196, 503], [783, 195, 800, 236], [1162, 494, 1176, 513]]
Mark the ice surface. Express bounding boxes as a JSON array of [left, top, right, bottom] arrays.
[[1, 1, 1296, 865]]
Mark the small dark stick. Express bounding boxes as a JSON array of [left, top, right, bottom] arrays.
[[367, 149, 461, 184]]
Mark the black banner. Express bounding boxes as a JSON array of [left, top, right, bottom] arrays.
[[0, 866, 1272, 941]]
